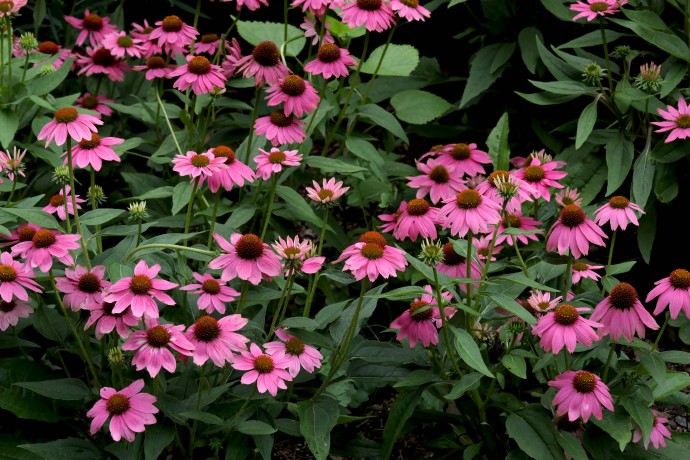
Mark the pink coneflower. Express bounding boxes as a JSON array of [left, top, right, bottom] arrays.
[[390, 0, 431, 21], [0, 146, 27, 181], [570, 0, 628, 22], [265, 74, 320, 117], [84, 299, 140, 339], [652, 98, 690, 143], [495, 212, 543, 246], [11, 229, 80, 272], [131, 19, 162, 58], [390, 285, 453, 348], [272, 235, 312, 262], [102, 31, 143, 59], [76, 47, 130, 82], [436, 242, 483, 285], [548, 370, 613, 422], [264, 328, 323, 377], [532, 304, 602, 354], [526, 290, 563, 316], [393, 198, 439, 242], [646, 268, 690, 320], [546, 204, 607, 259], [194, 33, 228, 55], [435, 142, 492, 177], [591, 282, 659, 342], [133, 56, 176, 80], [593, 196, 645, 231], [150, 15, 199, 55], [334, 231, 408, 282], [304, 43, 357, 79], [339, 0, 396, 32], [33, 41, 72, 70], [633, 410, 672, 450], [37, 107, 103, 147], [76, 93, 114, 119], [104, 260, 178, 319], [406, 159, 466, 204], [437, 189, 502, 237], [305, 177, 349, 204], [474, 170, 536, 213], [254, 147, 302, 180], [225, 0, 269, 11], [169, 55, 227, 95], [0, 0, 27, 17], [0, 223, 41, 248], [232, 343, 292, 396], [378, 201, 405, 234], [571, 262, 604, 284], [63, 133, 123, 171], [0, 252, 41, 302], [208, 233, 282, 284], [220, 38, 243, 78], [86, 379, 158, 442], [122, 318, 195, 377], [172, 150, 227, 180], [64, 9, 117, 47], [555, 187, 582, 207], [292, 0, 329, 15], [55, 264, 111, 311], [513, 155, 567, 201], [254, 110, 307, 146], [235, 40, 290, 87], [185, 315, 249, 367], [0, 299, 33, 331], [474, 234, 503, 262], [180, 272, 240, 314], [300, 16, 334, 46], [203, 146, 255, 192], [43, 186, 85, 221]]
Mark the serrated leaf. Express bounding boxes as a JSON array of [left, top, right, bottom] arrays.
[[360, 44, 419, 77], [390, 89, 452, 125]]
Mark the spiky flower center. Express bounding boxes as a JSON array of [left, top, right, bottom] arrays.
[[32, 229, 56, 248], [400, 0, 420, 7], [360, 243, 384, 260], [0, 264, 17, 282], [188, 56, 211, 75], [269, 110, 293, 127], [146, 325, 171, 347], [0, 3, 15, 14], [359, 231, 386, 247], [407, 198, 430, 216], [201, 33, 219, 44], [317, 43, 341, 63], [285, 337, 305, 355], [316, 189, 334, 200], [456, 190, 482, 209], [38, 41, 59, 55], [83, 14, 103, 31], [524, 165, 545, 182], [572, 262, 588, 272], [201, 279, 221, 295], [254, 355, 275, 373], [18, 226, 37, 242], [161, 15, 183, 32], [572, 371, 596, 393], [450, 143, 471, 160], [212, 146, 235, 163], [92, 48, 116, 67], [129, 275, 153, 295], [589, 2, 609, 12], [609, 282, 638, 310], [49, 194, 65, 207], [502, 214, 522, 228], [409, 300, 433, 321], [193, 316, 221, 342], [79, 133, 101, 149], [268, 150, 287, 164], [488, 170, 510, 186], [676, 114, 690, 129], [283, 247, 302, 257], [559, 205, 585, 228], [116, 35, 133, 47], [669, 269, 690, 289], [80, 95, 99, 109], [554, 304, 579, 326], [54, 108, 78, 123], [442, 242, 465, 266], [608, 196, 629, 209], [357, 0, 382, 10], [146, 56, 166, 69], [106, 394, 130, 415], [235, 234, 264, 260], [428, 165, 449, 183], [280, 75, 306, 96], [78, 273, 101, 293], [0, 300, 15, 313], [252, 41, 280, 67], [537, 301, 551, 311], [191, 154, 210, 168]]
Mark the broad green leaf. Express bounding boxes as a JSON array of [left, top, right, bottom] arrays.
[[80, 208, 125, 226], [592, 411, 631, 451], [515, 91, 578, 106], [305, 156, 367, 175], [360, 44, 419, 77], [483, 292, 537, 325], [529, 80, 597, 96], [380, 389, 424, 460], [539, 0, 573, 21], [558, 30, 625, 49], [0, 109, 19, 148], [144, 425, 175, 460], [555, 432, 588, 460], [275, 185, 322, 228], [611, 18, 690, 62], [0, 207, 61, 230], [518, 27, 543, 73], [506, 407, 565, 460], [620, 397, 654, 447], [366, 285, 428, 301], [486, 112, 510, 171], [390, 89, 451, 125], [460, 43, 512, 108], [26, 57, 75, 96], [575, 99, 598, 149], [451, 326, 493, 378], [640, 351, 667, 384], [171, 181, 193, 216], [297, 395, 340, 460], [652, 371, 690, 399], [236, 21, 306, 57], [502, 353, 527, 379], [14, 378, 91, 401], [19, 438, 101, 460], [393, 370, 437, 388], [179, 410, 225, 426], [631, 139, 655, 210], [236, 420, 277, 435], [444, 372, 483, 400], [660, 350, 690, 364], [604, 134, 634, 196], [357, 104, 409, 143]]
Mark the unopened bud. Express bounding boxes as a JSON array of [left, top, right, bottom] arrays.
[[419, 238, 444, 266], [39, 64, 55, 76], [51, 165, 70, 185], [19, 32, 39, 51], [88, 185, 107, 205], [128, 201, 148, 220], [582, 62, 605, 86], [107, 347, 125, 367], [634, 62, 663, 93]]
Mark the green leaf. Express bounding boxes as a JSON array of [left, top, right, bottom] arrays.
[[444, 372, 483, 400], [357, 104, 409, 143], [486, 112, 510, 171], [236, 420, 277, 435], [390, 89, 451, 125], [236, 21, 306, 57], [483, 292, 537, 325], [555, 432, 588, 460], [575, 99, 598, 149], [518, 27, 543, 74], [19, 438, 101, 460], [558, 29, 626, 49], [539, 0, 574, 21], [660, 350, 690, 364], [529, 80, 597, 96], [144, 425, 174, 460], [652, 371, 690, 399], [275, 185, 322, 228], [607, 261, 636, 276], [460, 43, 512, 108], [506, 406, 565, 460], [80, 208, 125, 226], [14, 378, 91, 401], [0, 207, 61, 230], [0, 109, 19, 149], [380, 389, 424, 460], [360, 44, 419, 77], [611, 18, 690, 62], [640, 351, 667, 384], [393, 370, 437, 388], [620, 397, 654, 447], [451, 327, 493, 378], [592, 411, 631, 451], [631, 141, 656, 211], [605, 135, 634, 196], [297, 395, 340, 460], [502, 353, 527, 379], [305, 156, 367, 175], [179, 410, 225, 426], [26, 58, 74, 96], [171, 181, 193, 216], [366, 285, 428, 301]]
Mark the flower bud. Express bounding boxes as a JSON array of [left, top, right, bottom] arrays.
[[128, 201, 148, 220], [51, 165, 70, 185], [19, 32, 39, 51], [582, 62, 605, 86], [419, 238, 444, 265], [88, 185, 107, 205]]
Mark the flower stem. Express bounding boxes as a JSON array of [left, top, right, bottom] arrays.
[[90, 167, 103, 254], [360, 23, 397, 104], [599, 18, 614, 94], [207, 191, 222, 249], [562, 252, 573, 300], [602, 341, 616, 381], [66, 138, 92, 270], [243, 88, 262, 164], [303, 207, 330, 317], [4, 176, 16, 207], [63, 183, 72, 234], [260, 174, 280, 241], [268, 262, 296, 339], [183, 176, 200, 247], [602, 230, 617, 294], [125, 244, 215, 261], [433, 267, 462, 377], [236, 280, 250, 313], [651, 313, 670, 352]]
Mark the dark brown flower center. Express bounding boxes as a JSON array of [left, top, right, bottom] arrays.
[[18, 226, 37, 242], [609, 282, 638, 310], [193, 316, 221, 342], [252, 41, 280, 67], [400, 0, 420, 7], [269, 110, 293, 127], [188, 56, 211, 75], [589, 1, 609, 12], [428, 165, 449, 183], [146, 56, 166, 69], [488, 170, 510, 186], [0, 2, 15, 14], [316, 189, 334, 200], [608, 196, 629, 209], [49, 194, 65, 207], [502, 214, 522, 228], [357, 0, 382, 10], [79, 133, 101, 149], [456, 190, 482, 209], [146, 325, 171, 347], [554, 304, 579, 326], [201, 279, 221, 294], [442, 242, 465, 266], [559, 205, 586, 228], [669, 269, 690, 289], [572, 371, 596, 393], [190, 154, 211, 168], [268, 150, 287, 163], [83, 14, 103, 31], [280, 75, 306, 96], [54, 107, 78, 123], [212, 146, 235, 163], [235, 234, 264, 260], [360, 243, 384, 260], [450, 143, 471, 160], [92, 48, 116, 67], [358, 231, 386, 247], [523, 165, 545, 182], [0, 300, 15, 312], [80, 95, 99, 110], [38, 41, 59, 55], [78, 273, 101, 293], [406, 198, 430, 216], [32, 229, 56, 248], [129, 275, 153, 295], [0, 264, 17, 282], [106, 393, 130, 415], [409, 300, 433, 321], [317, 43, 341, 63], [285, 337, 305, 355], [201, 33, 219, 44], [676, 114, 690, 129], [254, 355, 275, 373], [572, 262, 588, 272], [161, 15, 183, 32], [116, 35, 133, 47]]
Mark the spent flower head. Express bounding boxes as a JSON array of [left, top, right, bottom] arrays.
[[420, 238, 444, 265], [611, 45, 632, 59], [51, 165, 70, 185], [582, 62, 605, 86], [107, 347, 125, 367], [88, 185, 107, 205], [493, 174, 520, 200]]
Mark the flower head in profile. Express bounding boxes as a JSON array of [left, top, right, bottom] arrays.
[[0, 252, 42, 302], [55, 265, 111, 311], [185, 315, 249, 367], [634, 62, 663, 93], [172, 151, 227, 180], [393, 198, 439, 242], [512, 155, 567, 201], [64, 9, 117, 46], [437, 189, 502, 237], [390, 0, 431, 22], [390, 285, 454, 348], [334, 231, 408, 282], [169, 55, 227, 95], [272, 236, 325, 276], [150, 15, 199, 55], [304, 43, 357, 79], [232, 343, 293, 396], [266, 74, 320, 117], [122, 318, 195, 377], [43, 186, 85, 222], [570, 0, 627, 22], [63, 133, 123, 171], [548, 370, 613, 422], [87, 379, 158, 442], [33, 40, 72, 70], [474, 170, 536, 214], [339, 0, 396, 32], [305, 177, 349, 205], [591, 282, 659, 342], [378, 201, 405, 235], [0, 223, 41, 248], [11, 229, 80, 272], [194, 33, 229, 55], [235, 40, 290, 87], [532, 304, 602, 354], [254, 110, 306, 146], [204, 146, 255, 192], [0, 299, 33, 331], [473, 234, 503, 262], [646, 268, 690, 320], [0, 146, 27, 181], [208, 233, 282, 284], [593, 196, 645, 231], [83, 299, 140, 339], [37, 107, 103, 147], [546, 204, 607, 259], [651, 98, 690, 143], [76, 93, 114, 119], [406, 159, 466, 204], [133, 56, 176, 80], [571, 262, 603, 284], [495, 212, 543, 246], [292, 0, 329, 16], [264, 328, 323, 377], [300, 16, 334, 45], [633, 410, 672, 450], [254, 148, 302, 180], [76, 47, 130, 82], [180, 272, 240, 314]]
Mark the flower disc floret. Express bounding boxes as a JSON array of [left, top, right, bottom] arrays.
[[410, 300, 433, 321], [235, 234, 264, 259], [456, 190, 482, 209], [32, 229, 56, 248], [146, 325, 171, 347], [358, 231, 386, 247], [572, 371, 596, 393], [269, 110, 293, 127], [268, 150, 287, 163], [18, 226, 37, 242], [442, 242, 464, 266], [78, 133, 101, 149], [670, 269, 690, 289], [554, 304, 579, 326], [285, 337, 305, 355], [83, 13, 103, 30], [428, 165, 449, 183], [608, 196, 629, 209], [193, 316, 221, 342], [559, 205, 586, 227], [280, 75, 306, 96], [105, 394, 129, 414], [524, 165, 545, 182], [92, 48, 116, 66], [188, 56, 211, 75], [407, 198, 430, 216], [360, 243, 384, 260], [39, 41, 59, 54], [357, 0, 382, 10], [78, 273, 101, 293], [201, 279, 221, 294], [116, 35, 133, 47], [146, 56, 166, 69], [609, 282, 637, 310], [54, 108, 78, 123], [49, 194, 65, 207], [191, 154, 210, 167], [252, 41, 280, 66], [317, 43, 341, 62], [254, 355, 275, 373], [0, 265, 16, 282], [451, 143, 471, 160], [201, 33, 219, 43], [129, 275, 152, 295], [161, 15, 183, 32], [213, 146, 235, 162]]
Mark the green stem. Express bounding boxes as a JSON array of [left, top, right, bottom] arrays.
[[599, 18, 614, 93], [188, 362, 206, 458], [207, 191, 222, 249], [303, 207, 330, 317], [283, 0, 289, 44], [466, 231, 474, 307], [317, 206, 329, 257], [562, 252, 573, 300], [562, 349, 570, 371], [268, 263, 296, 339], [136, 218, 143, 247], [236, 280, 250, 313], [226, 389, 255, 432], [4, 176, 16, 207], [63, 184, 72, 233], [6, 17, 12, 89], [603, 230, 617, 293], [243, 89, 262, 164], [183, 176, 200, 247], [155, 89, 184, 156], [66, 138, 91, 270], [20, 52, 29, 85], [602, 341, 616, 381], [433, 267, 462, 377], [360, 22, 397, 104], [260, 174, 279, 241], [651, 313, 670, 352], [90, 168, 102, 254]]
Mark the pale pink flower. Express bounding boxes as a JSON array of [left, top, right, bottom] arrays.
[[194, 33, 229, 55], [526, 290, 563, 316], [64, 9, 117, 47], [390, 285, 454, 348], [333, 231, 408, 282], [102, 31, 144, 59], [393, 198, 439, 242], [546, 204, 607, 259], [548, 370, 613, 422], [571, 262, 604, 284], [300, 256, 326, 274], [292, 0, 329, 16], [83, 299, 140, 339], [304, 43, 357, 79], [254, 147, 302, 180], [513, 155, 567, 201], [104, 260, 178, 319], [37, 107, 103, 147], [220, 38, 244, 78], [122, 318, 195, 377], [633, 410, 672, 450], [265, 74, 320, 117], [0, 146, 26, 181], [232, 343, 293, 396], [76, 47, 131, 82], [436, 241, 483, 286], [555, 187, 583, 207], [594, 196, 645, 231], [185, 315, 249, 367], [43, 186, 85, 221], [390, 0, 431, 21], [11, 230, 80, 272], [532, 304, 602, 354], [646, 268, 690, 320], [169, 55, 227, 95], [474, 234, 502, 262], [378, 202, 405, 234], [591, 282, 659, 342], [437, 189, 502, 237], [570, 0, 628, 22], [305, 177, 349, 204], [406, 159, 466, 204], [254, 110, 307, 146], [55, 264, 111, 311], [495, 212, 543, 246], [172, 150, 227, 180], [150, 15, 199, 55], [339, 0, 396, 32], [300, 16, 334, 46], [474, 170, 536, 213], [63, 133, 123, 171], [0, 252, 41, 302], [223, 0, 269, 11], [235, 40, 290, 87], [87, 379, 158, 442], [432, 142, 492, 177], [180, 272, 240, 314], [133, 56, 176, 80], [264, 328, 323, 377], [76, 93, 114, 119], [0, 299, 33, 331], [272, 236, 312, 262], [208, 233, 282, 284], [130, 20, 162, 58], [652, 98, 690, 143], [203, 146, 255, 192]]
